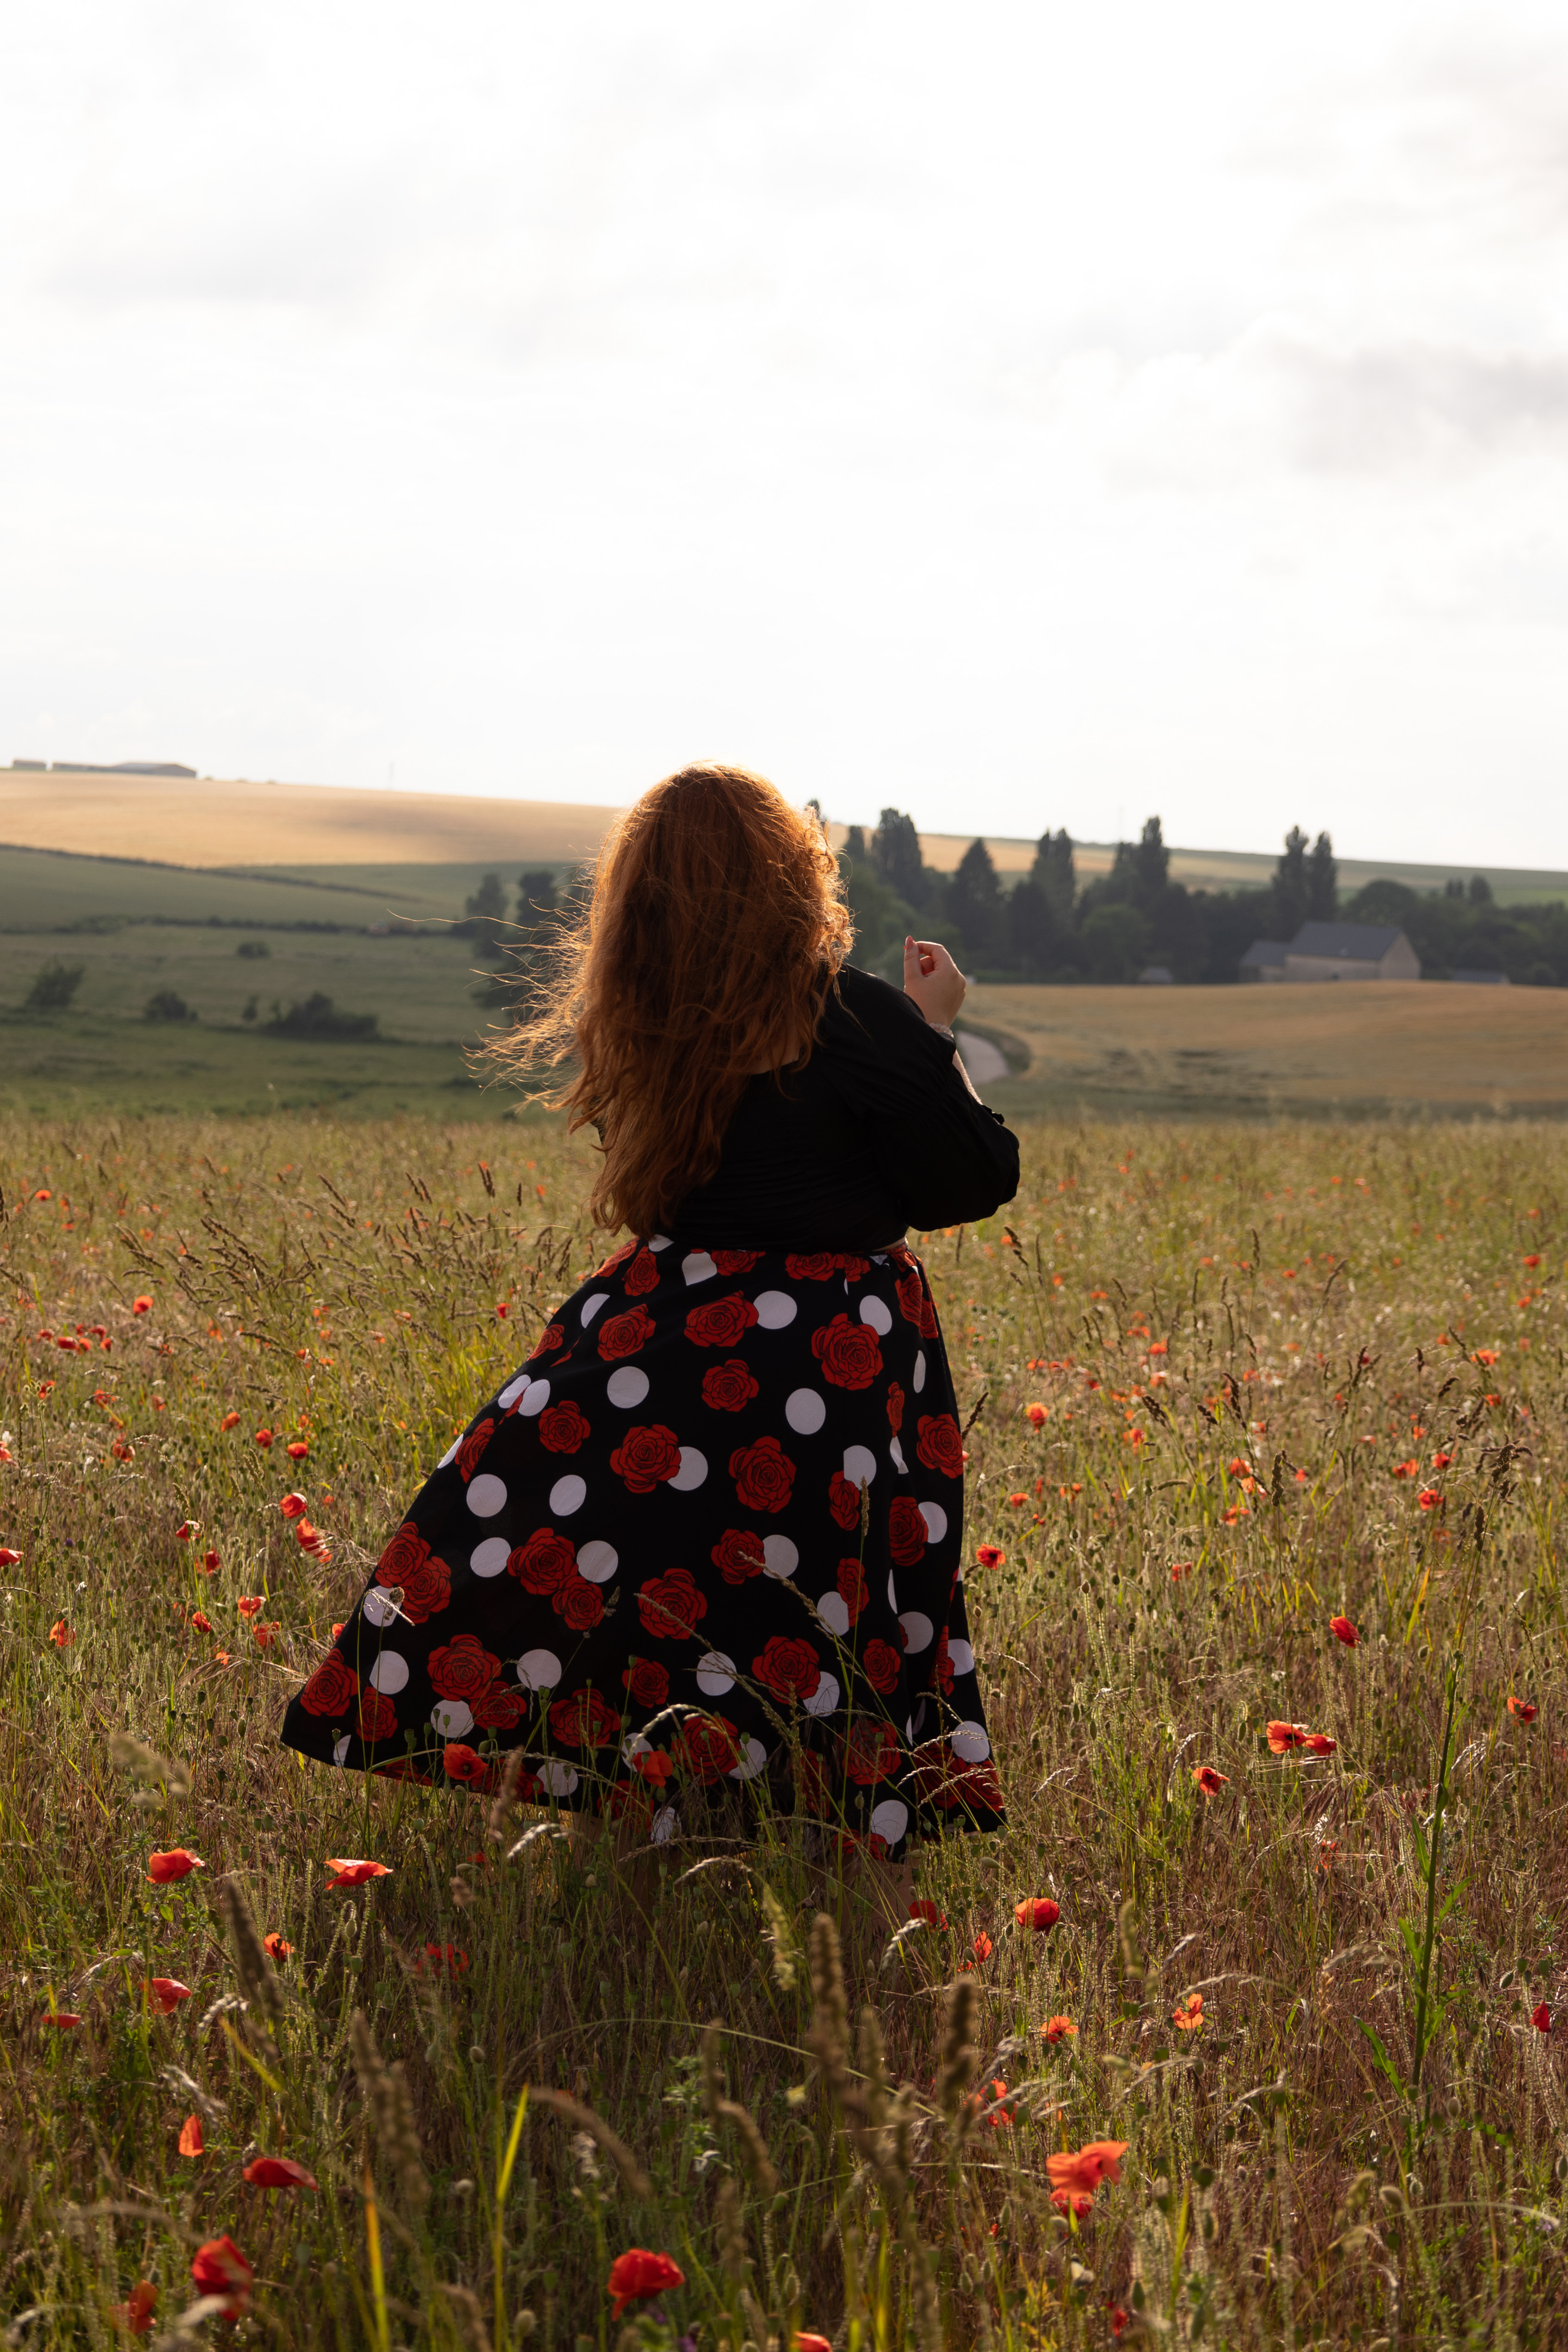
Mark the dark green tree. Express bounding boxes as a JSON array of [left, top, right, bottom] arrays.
[[515, 869, 557, 938], [24, 961, 85, 1013], [1008, 875, 1058, 975], [842, 824, 868, 866], [1031, 829, 1076, 922], [871, 809, 930, 910], [1272, 827, 1311, 937], [1469, 874, 1493, 906], [947, 839, 1004, 965], [1307, 831, 1338, 920]]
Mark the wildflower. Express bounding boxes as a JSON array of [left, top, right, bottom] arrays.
[[1052, 2187, 1094, 2219], [1045, 2140, 1129, 2197], [1042, 2014, 1077, 2042], [253, 1622, 278, 1649], [795, 2337, 833, 2351], [132, 1296, 153, 1315], [1015, 1896, 1060, 1933], [443, 1742, 490, 1787], [189, 2236, 253, 2318], [1170, 1560, 1193, 1581], [146, 1977, 192, 2015], [263, 1932, 292, 1960], [254, 1428, 273, 1448], [1524, 1254, 1541, 1268], [190, 1611, 213, 1633], [631, 1749, 675, 1786], [147, 1849, 205, 1883], [0, 1548, 21, 1566], [295, 1519, 325, 1553], [243, 2155, 319, 2190], [1267, 1722, 1307, 1753], [972, 1931, 994, 1962], [1472, 1348, 1499, 1367], [1430, 1451, 1452, 1470], [219, 1410, 240, 1431], [1025, 1402, 1048, 1429], [1391, 1459, 1418, 1478], [1304, 1732, 1336, 1755], [279, 1492, 308, 1520], [1329, 1615, 1359, 1647], [48, 1619, 73, 1649], [1007, 1491, 1029, 1506], [117, 2280, 158, 2335], [201, 1549, 220, 1574], [975, 1544, 1005, 1568], [909, 1899, 947, 1929], [1172, 1992, 1204, 2031], [1417, 1488, 1443, 1510], [42, 2010, 82, 2027], [286, 1440, 309, 1460], [179, 2113, 204, 2155], [236, 1596, 264, 1618], [1192, 1764, 1228, 1795], [607, 2248, 685, 2320], [971, 2077, 1013, 2129], [1222, 1504, 1249, 1524], [1532, 2002, 1552, 2034], [325, 1857, 392, 1889], [1508, 1697, 1539, 1723], [213, 1649, 230, 1666], [416, 1942, 470, 1978], [1109, 2309, 1132, 2340]]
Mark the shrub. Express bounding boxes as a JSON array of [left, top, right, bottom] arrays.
[[236, 939, 271, 959], [143, 990, 195, 1023], [24, 960, 85, 1013], [265, 991, 379, 1041]]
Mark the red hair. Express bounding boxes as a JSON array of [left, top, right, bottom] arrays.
[[493, 765, 851, 1237]]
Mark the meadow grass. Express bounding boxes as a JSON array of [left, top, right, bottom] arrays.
[[1, 1114, 1564, 2350]]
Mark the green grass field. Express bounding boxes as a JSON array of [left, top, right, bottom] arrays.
[[3, 1112, 1564, 2346]]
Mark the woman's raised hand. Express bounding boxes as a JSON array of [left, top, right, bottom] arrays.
[[902, 936, 967, 1028]]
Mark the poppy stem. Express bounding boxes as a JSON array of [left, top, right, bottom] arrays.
[[1410, 1658, 1461, 2105]]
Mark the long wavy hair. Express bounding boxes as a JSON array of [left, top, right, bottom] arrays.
[[491, 764, 852, 1237]]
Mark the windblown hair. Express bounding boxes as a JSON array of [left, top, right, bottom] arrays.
[[492, 765, 851, 1237]]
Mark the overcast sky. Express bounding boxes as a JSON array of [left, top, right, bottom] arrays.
[[3, 2, 1566, 864]]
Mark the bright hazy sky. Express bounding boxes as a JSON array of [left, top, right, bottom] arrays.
[[4, 3, 1566, 864]]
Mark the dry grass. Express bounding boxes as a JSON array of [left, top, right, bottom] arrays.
[[2, 1114, 1565, 2348]]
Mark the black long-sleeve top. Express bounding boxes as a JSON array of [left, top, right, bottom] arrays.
[[669, 964, 1020, 1250]]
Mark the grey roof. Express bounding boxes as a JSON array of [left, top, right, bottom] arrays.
[[1288, 921, 1406, 959], [1239, 938, 1288, 967]]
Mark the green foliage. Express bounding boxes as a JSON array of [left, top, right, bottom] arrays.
[[265, 991, 379, 1041], [236, 938, 272, 960], [23, 958, 85, 1011], [143, 988, 195, 1023]]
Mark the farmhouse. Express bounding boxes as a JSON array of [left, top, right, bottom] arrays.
[[1239, 920, 1419, 983]]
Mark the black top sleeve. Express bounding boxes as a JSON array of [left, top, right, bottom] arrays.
[[815, 967, 1020, 1232]]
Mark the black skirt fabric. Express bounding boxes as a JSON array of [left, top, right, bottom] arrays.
[[279, 1238, 1004, 1862]]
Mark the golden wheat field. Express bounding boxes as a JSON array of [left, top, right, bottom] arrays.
[[3, 1112, 1565, 2349]]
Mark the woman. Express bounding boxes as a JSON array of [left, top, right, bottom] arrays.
[[281, 766, 1018, 1870]]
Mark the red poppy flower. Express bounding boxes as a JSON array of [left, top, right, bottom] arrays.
[[132, 1295, 153, 1315], [1303, 1731, 1336, 1755], [244, 2150, 320, 2190], [189, 2236, 253, 2317], [975, 1545, 1004, 1569], [48, 1619, 73, 1649], [701, 1357, 760, 1412], [42, 2010, 81, 2027], [0, 1548, 21, 1567], [1472, 1348, 1499, 1367], [607, 2248, 685, 2320], [631, 1747, 675, 1785], [909, 1898, 947, 1928], [753, 1635, 822, 1702], [1025, 1402, 1048, 1429], [1508, 1696, 1538, 1722], [1045, 2140, 1128, 2197], [599, 1302, 659, 1360], [887, 1495, 928, 1566], [1417, 1487, 1443, 1510], [285, 1439, 309, 1461], [1172, 1993, 1204, 2032], [862, 1638, 902, 1694], [1532, 2002, 1552, 2033], [1266, 1721, 1308, 1754], [538, 1400, 591, 1454], [972, 1931, 994, 1961], [1329, 1615, 1359, 1647], [263, 1933, 292, 1960], [325, 1858, 392, 1889], [443, 1741, 489, 1786], [416, 1941, 472, 1977], [1015, 1896, 1060, 1933], [1007, 1491, 1028, 1506], [1042, 2014, 1076, 2042], [254, 1427, 273, 1448], [1192, 1764, 1228, 1795], [1391, 1458, 1418, 1478], [218, 1411, 240, 1432], [623, 1658, 670, 1708], [174, 1521, 196, 1542], [201, 1548, 220, 1573], [178, 2113, 204, 2156], [915, 1412, 964, 1477], [828, 1471, 862, 1529], [610, 1423, 682, 1494], [146, 1977, 192, 2015], [147, 1849, 205, 1883], [1052, 2187, 1095, 2220], [730, 1434, 797, 1514], [636, 1566, 708, 1640], [810, 1313, 884, 1391], [795, 2336, 833, 2352], [237, 1595, 264, 1618], [1109, 2304, 1132, 2335]]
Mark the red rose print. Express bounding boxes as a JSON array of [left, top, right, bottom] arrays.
[[828, 1472, 862, 1530], [596, 1240, 638, 1277], [712, 1249, 761, 1275], [685, 1291, 760, 1348], [754, 1635, 822, 1702], [863, 1638, 902, 1695], [731, 1435, 797, 1514], [299, 1651, 359, 1717], [470, 1681, 529, 1729], [428, 1634, 502, 1705], [701, 1357, 760, 1412], [920, 1292, 939, 1339], [794, 1746, 831, 1816], [606, 1780, 655, 1830], [932, 1629, 955, 1695], [811, 1313, 884, 1391], [711, 1528, 767, 1585], [785, 1253, 838, 1281], [623, 1247, 659, 1295], [895, 1267, 925, 1327], [837, 1254, 870, 1280], [549, 1685, 623, 1749], [598, 1303, 657, 1361], [637, 1567, 708, 1639], [837, 1556, 869, 1621], [677, 1712, 741, 1783], [538, 1400, 591, 1454], [376, 1524, 452, 1624], [887, 1382, 905, 1435], [915, 1413, 964, 1478], [356, 1690, 399, 1743], [527, 1320, 564, 1362], [553, 1575, 606, 1631], [843, 1719, 901, 1785], [623, 1657, 670, 1707], [507, 1527, 576, 1593], [610, 1424, 681, 1493], [888, 1496, 928, 1566], [456, 1418, 496, 1481]]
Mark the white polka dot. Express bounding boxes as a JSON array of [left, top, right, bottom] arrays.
[[918, 1499, 948, 1543], [859, 1295, 892, 1335], [606, 1366, 650, 1409], [754, 1289, 797, 1329], [498, 1374, 529, 1409], [437, 1439, 460, 1469], [332, 1735, 351, 1765], [363, 1588, 401, 1628], [651, 1804, 679, 1842], [913, 1350, 927, 1394], [696, 1650, 736, 1696], [517, 1648, 561, 1690], [549, 1474, 586, 1516], [950, 1721, 991, 1762], [518, 1378, 550, 1418], [890, 1436, 907, 1474], [762, 1534, 798, 1579], [870, 1798, 910, 1845], [888, 1571, 899, 1612], [815, 1592, 851, 1638], [577, 1539, 619, 1583], [727, 1736, 768, 1782], [648, 1234, 673, 1252], [668, 1446, 708, 1491], [804, 1672, 840, 1716], [466, 1473, 508, 1518], [681, 1250, 717, 1286], [579, 1292, 609, 1326], [470, 1537, 511, 1579], [369, 1651, 409, 1694], [537, 1759, 579, 1795], [948, 1638, 975, 1675], [905, 1713, 919, 1742], [430, 1699, 473, 1738], [910, 1696, 928, 1736], [900, 1611, 934, 1653], [621, 1731, 651, 1763], [785, 1387, 827, 1435], [843, 1444, 878, 1487]]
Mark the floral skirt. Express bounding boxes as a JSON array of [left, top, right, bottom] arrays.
[[279, 1238, 1004, 1862]]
